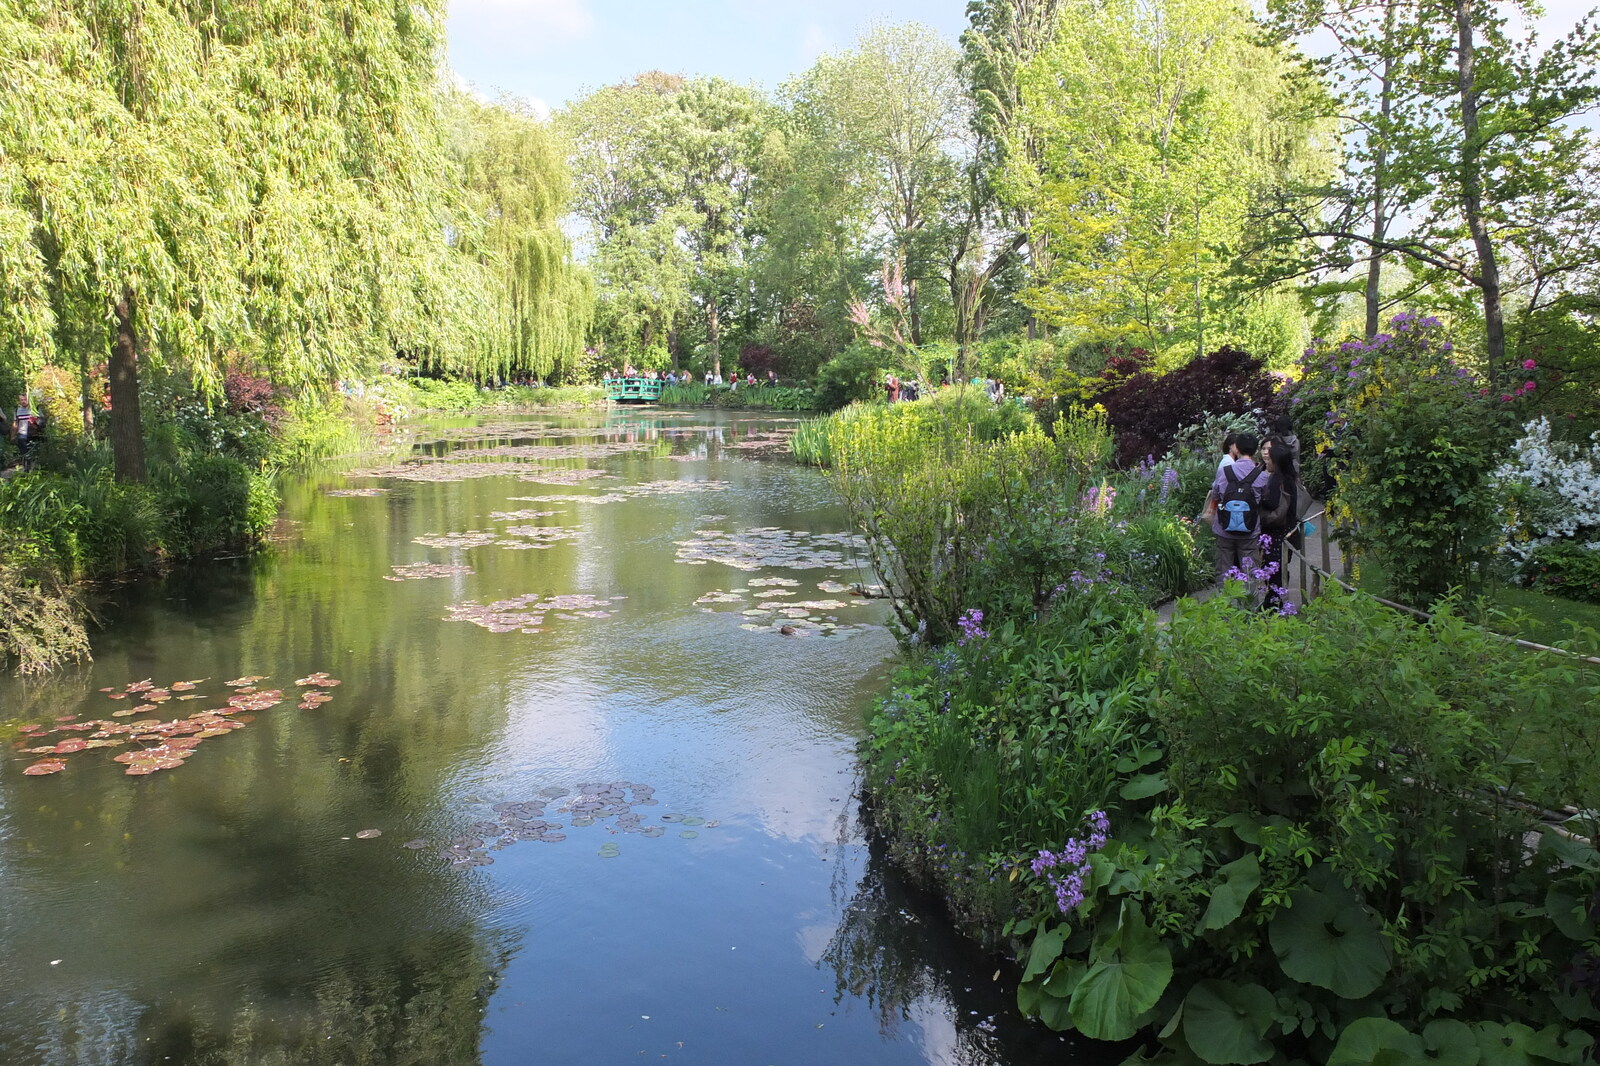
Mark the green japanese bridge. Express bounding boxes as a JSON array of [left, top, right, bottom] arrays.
[[603, 377, 664, 404]]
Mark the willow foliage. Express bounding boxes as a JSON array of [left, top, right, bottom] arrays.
[[0, 0, 590, 479], [449, 92, 593, 381]]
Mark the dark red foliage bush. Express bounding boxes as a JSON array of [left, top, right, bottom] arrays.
[[1091, 346, 1278, 466], [223, 369, 288, 428], [737, 344, 779, 377]]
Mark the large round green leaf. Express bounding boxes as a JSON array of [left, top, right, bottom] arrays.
[[1069, 901, 1173, 1041], [1268, 884, 1392, 998], [1328, 1017, 1423, 1066], [1182, 980, 1276, 1065]]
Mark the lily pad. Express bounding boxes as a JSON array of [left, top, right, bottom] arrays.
[[355, 829, 382, 839], [22, 759, 67, 775]]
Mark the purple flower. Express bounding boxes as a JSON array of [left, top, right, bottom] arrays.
[[1033, 812, 1112, 915], [956, 608, 988, 647]]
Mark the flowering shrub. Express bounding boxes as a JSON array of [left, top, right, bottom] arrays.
[[1297, 315, 1513, 604], [1493, 416, 1600, 573]]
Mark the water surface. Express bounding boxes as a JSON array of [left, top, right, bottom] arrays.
[[0, 410, 1100, 1065]]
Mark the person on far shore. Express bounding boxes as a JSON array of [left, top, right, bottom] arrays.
[[745, 372, 756, 387], [766, 369, 778, 388], [1210, 432, 1264, 579]]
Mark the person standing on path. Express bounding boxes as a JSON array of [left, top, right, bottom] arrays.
[[1210, 432, 1265, 579], [1258, 437, 1303, 611], [12, 394, 35, 471]]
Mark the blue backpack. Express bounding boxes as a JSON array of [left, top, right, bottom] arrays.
[[1218, 465, 1264, 536]]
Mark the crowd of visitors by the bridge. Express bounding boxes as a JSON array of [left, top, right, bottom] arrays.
[[1202, 415, 1311, 611], [603, 366, 785, 390]]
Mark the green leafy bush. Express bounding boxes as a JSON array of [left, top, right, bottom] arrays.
[[814, 342, 888, 411], [1328, 325, 1512, 605], [866, 585, 1600, 1062], [1522, 541, 1600, 605], [154, 455, 276, 556]]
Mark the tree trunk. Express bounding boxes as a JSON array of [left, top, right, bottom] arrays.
[[1366, 1, 1397, 339], [1455, 0, 1506, 378], [908, 277, 923, 348], [667, 323, 680, 372], [708, 294, 721, 380], [109, 286, 146, 483]]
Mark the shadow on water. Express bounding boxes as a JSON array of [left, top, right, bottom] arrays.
[[821, 797, 1131, 1066]]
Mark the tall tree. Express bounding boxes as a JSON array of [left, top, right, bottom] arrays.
[[1263, 0, 1600, 380], [649, 78, 769, 379], [450, 91, 592, 382], [961, 0, 1065, 339], [1010, 0, 1316, 361], [793, 24, 968, 347], [0, 0, 491, 480]]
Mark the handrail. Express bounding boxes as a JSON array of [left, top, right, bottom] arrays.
[[1281, 516, 1600, 668]]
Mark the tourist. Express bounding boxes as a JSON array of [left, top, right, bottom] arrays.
[[682, 370, 694, 385], [1269, 414, 1302, 469], [1258, 436, 1305, 611], [745, 372, 756, 387], [12, 394, 34, 469], [766, 369, 777, 388], [1210, 432, 1264, 580]]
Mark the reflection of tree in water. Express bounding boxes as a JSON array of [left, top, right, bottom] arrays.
[[12, 924, 513, 1066], [131, 925, 517, 1066], [821, 797, 1116, 1066]]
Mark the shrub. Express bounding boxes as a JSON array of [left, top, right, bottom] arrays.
[[1321, 318, 1513, 604], [1521, 541, 1600, 604], [814, 342, 888, 411], [1493, 416, 1600, 571], [1092, 346, 1278, 466], [154, 454, 276, 556]]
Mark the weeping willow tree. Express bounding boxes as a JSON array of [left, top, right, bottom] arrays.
[[447, 91, 592, 383], [0, 0, 495, 482]]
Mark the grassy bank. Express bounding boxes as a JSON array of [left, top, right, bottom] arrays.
[[0, 381, 384, 674], [846, 404, 1600, 1063], [658, 383, 817, 410], [367, 377, 606, 415]]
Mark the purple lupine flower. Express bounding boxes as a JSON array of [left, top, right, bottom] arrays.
[[1159, 467, 1180, 504], [1033, 812, 1112, 916], [956, 608, 988, 647]]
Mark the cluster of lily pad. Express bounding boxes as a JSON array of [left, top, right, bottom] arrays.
[[385, 562, 476, 582], [412, 524, 580, 551], [444, 592, 626, 634], [675, 526, 871, 571], [325, 488, 388, 497], [513, 479, 730, 507], [12, 672, 340, 777], [400, 781, 719, 868], [693, 578, 872, 637]]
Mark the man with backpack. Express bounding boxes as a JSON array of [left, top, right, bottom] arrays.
[[1210, 432, 1265, 579]]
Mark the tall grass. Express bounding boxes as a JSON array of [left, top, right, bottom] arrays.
[[792, 388, 1034, 468]]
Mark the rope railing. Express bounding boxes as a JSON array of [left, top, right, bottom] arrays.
[[1283, 511, 1600, 668]]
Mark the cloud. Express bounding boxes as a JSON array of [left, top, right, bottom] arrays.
[[451, 0, 593, 40]]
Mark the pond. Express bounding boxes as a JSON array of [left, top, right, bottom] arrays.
[[0, 409, 1109, 1065]]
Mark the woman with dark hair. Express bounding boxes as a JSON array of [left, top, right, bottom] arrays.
[[1259, 436, 1304, 611]]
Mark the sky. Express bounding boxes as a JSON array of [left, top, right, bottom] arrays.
[[446, 0, 972, 115], [445, 0, 1598, 117]]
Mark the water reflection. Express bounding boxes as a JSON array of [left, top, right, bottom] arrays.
[[1, 410, 1115, 1066]]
